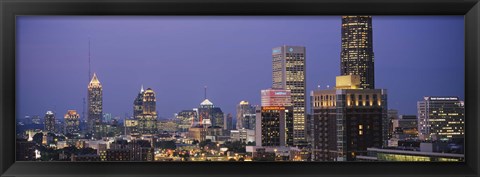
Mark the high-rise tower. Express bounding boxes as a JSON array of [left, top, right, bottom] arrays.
[[272, 45, 306, 146], [44, 111, 56, 132], [340, 16, 375, 89], [137, 88, 158, 134], [64, 110, 80, 134], [87, 73, 103, 137], [133, 85, 145, 118]]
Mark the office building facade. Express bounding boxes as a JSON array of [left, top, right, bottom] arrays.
[[272, 45, 307, 145], [44, 111, 56, 132], [236, 101, 256, 130], [64, 110, 80, 134], [340, 16, 375, 89], [256, 89, 294, 147], [311, 79, 387, 161], [417, 96, 465, 141], [87, 73, 103, 137]]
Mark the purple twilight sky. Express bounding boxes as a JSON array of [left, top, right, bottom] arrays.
[[16, 16, 464, 120]]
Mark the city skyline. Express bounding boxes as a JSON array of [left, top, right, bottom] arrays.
[[17, 16, 464, 120]]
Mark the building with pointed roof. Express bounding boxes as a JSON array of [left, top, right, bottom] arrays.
[[87, 72, 103, 138]]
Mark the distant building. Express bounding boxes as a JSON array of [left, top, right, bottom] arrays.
[[124, 119, 139, 136], [392, 115, 418, 139], [256, 89, 294, 147], [224, 113, 234, 131], [176, 110, 197, 132], [272, 45, 307, 146], [311, 76, 387, 161], [133, 85, 145, 118], [417, 96, 465, 141], [31, 115, 41, 125], [44, 111, 55, 132], [197, 99, 224, 128], [64, 110, 80, 134], [103, 113, 112, 124], [230, 128, 255, 143], [158, 119, 178, 132], [136, 88, 158, 134], [236, 101, 256, 130], [87, 73, 103, 137]]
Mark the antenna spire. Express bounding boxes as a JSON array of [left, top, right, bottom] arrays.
[[88, 37, 91, 80], [204, 86, 207, 99]]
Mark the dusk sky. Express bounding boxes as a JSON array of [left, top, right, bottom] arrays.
[[17, 16, 464, 120]]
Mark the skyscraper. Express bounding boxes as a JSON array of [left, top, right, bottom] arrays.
[[44, 111, 55, 132], [340, 16, 375, 89], [137, 88, 158, 134], [256, 89, 294, 147], [87, 73, 103, 137], [64, 110, 80, 134], [272, 45, 306, 145], [133, 85, 145, 119], [311, 76, 387, 161], [417, 96, 465, 141], [236, 101, 256, 130]]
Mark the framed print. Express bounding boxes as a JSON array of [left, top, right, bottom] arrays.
[[1, 0, 479, 176]]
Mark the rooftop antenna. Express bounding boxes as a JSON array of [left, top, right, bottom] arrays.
[[88, 36, 91, 80], [204, 86, 207, 99]]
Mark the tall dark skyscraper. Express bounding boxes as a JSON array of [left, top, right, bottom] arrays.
[[272, 45, 307, 146], [87, 73, 103, 136], [133, 85, 145, 118], [340, 16, 375, 89], [137, 88, 158, 134], [44, 111, 56, 132]]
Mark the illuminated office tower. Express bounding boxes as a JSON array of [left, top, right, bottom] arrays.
[[87, 73, 103, 137], [272, 46, 306, 145], [417, 96, 465, 141], [64, 110, 80, 134], [133, 85, 145, 118], [44, 111, 56, 132], [176, 110, 197, 132], [311, 76, 387, 161], [255, 89, 294, 147], [137, 88, 158, 134], [236, 101, 256, 130], [197, 99, 224, 128], [340, 16, 375, 89]]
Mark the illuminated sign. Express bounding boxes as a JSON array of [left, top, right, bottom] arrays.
[[272, 49, 281, 54], [429, 97, 458, 101], [275, 91, 287, 95], [262, 106, 286, 111]]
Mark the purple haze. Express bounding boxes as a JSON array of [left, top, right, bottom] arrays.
[[16, 16, 464, 120]]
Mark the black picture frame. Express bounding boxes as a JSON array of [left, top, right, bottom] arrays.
[[1, 0, 479, 176]]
